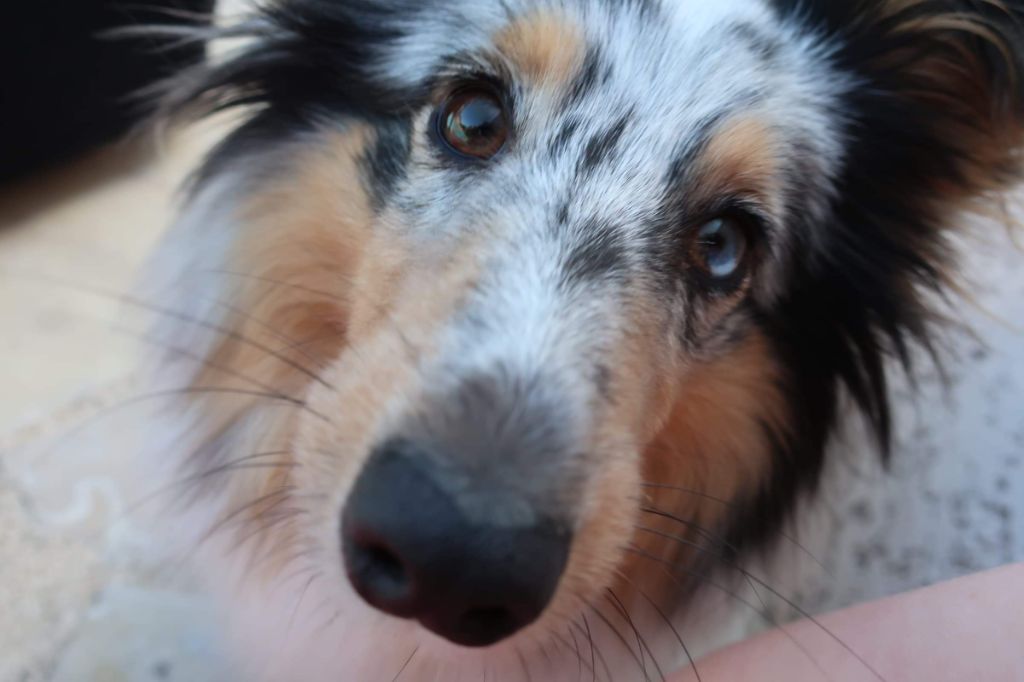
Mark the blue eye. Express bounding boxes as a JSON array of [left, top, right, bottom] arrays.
[[695, 217, 750, 281]]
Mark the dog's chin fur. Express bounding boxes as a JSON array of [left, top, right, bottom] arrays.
[[144, 0, 1024, 678]]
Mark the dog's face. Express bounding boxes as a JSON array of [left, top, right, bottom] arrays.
[[156, 0, 1023, 677]]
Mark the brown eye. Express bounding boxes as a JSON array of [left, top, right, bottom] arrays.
[[437, 88, 509, 159]]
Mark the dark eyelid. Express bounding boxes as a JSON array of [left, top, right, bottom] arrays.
[[689, 197, 772, 242], [432, 52, 513, 103]]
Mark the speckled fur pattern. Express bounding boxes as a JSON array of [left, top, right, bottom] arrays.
[[145, 1, 1024, 679]]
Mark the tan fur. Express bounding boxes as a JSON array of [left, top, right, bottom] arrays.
[[186, 125, 377, 566], [691, 116, 783, 215], [495, 11, 586, 88], [622, 331, 790, 600]]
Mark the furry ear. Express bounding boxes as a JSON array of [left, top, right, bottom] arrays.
[[758, 1, 1024, 472], [777, 0, 1024, 201], [150, 0, 427, 122], [735, 1, 1024, 557]]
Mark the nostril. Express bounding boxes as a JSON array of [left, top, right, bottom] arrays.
[[364, 543, 408, 593], [346, 538, 413, 608]]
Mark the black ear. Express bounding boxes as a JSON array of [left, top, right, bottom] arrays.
[[153, 0, 426, 122], [774, 0, 1024, 203], [763, 2, 1024, 460]]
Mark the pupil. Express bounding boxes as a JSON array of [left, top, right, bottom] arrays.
[[455, 98, 500, 139]]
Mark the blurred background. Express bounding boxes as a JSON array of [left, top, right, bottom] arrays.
[[0, 1, 1022, 681], [1, 2, 232, 680]]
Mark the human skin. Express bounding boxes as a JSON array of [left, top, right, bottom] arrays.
[[671, 563, 1024, 681]]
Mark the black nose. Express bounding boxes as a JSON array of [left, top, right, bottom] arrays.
[[341, 440, 571, 648]]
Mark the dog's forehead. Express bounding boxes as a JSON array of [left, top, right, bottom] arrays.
[[378, 0, 843, 261], [383, 0, 790, 91], [388, 0, 840, 191]]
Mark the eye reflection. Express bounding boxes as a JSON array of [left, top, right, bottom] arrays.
[[695, 217, 750, 281], [437, 88, 509, 160]]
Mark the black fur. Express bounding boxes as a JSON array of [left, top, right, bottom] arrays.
[[362, 116, 414, 209], [561, 46, 604, 108], [579, 113, 631, 174], [0, 0, 212, 184], [561, 218, 629, 287], [724, 0, 1024, 555], [159, 0, 428, 122]]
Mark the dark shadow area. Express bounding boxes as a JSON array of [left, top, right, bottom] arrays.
[[0, 0, 214, 190]]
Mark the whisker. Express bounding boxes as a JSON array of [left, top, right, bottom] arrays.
[[119, 386, 324, 418], [285, 570, 322, 643], [641, 481, 829, 573], [561, 622, 586, 682], [639, 507, 731, 554], [615, 571, 702, 682], [208, 268, 420, 361], [32, 386, 323, 469], [515, 645, 533, 682], [196, 485, 297, 553], [606, 588, 666, 682], [233, 505, 307, 558], [624, 544, 816, 667], [208, 293, 328, 370], [575, 612, 611, 682], [108, 322, 309, 404], [743, 574, 835, 682], [122, 449, 295, 516], [534, 634, 556, 674], [587, 598, 650, 682], [7, 271, 335, 389], [158, 485, 298, 582], [624, 541, 887, 682], [391, 644, 420, 682]]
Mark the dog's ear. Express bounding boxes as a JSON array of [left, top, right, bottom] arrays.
[[777, 0, 1024, 204], [762, 2, 1024, 460], [154, 0, 427, 122]]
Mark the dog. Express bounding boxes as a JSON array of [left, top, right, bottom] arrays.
[[143, 0, 1024, 679]]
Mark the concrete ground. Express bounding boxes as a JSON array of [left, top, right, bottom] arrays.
[[0, 128, 233, 681]]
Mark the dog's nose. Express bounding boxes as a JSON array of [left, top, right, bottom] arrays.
[[341, 439, 571, 648]]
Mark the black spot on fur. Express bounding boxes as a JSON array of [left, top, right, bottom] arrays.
[[663, 111, 730, 187], [601, 0, 661, 20], [362, 116, 412, 208], [563, 46, 603, 108], [593, 364, 612, 401], [556, 200, 571, 227], [727, 22, 781, 63], [551, 117, 582, 158], [561, 219, 628, 288], [579, 114, 630, 174]]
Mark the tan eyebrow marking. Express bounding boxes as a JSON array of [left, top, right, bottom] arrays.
[[692, 116, 784, 210], [495, 11, 586, 88]]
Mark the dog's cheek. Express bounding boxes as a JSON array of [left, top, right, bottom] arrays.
[[618, 330, 789, 603]]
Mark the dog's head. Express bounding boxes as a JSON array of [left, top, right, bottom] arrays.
[[156, 0, 1023, 675]]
